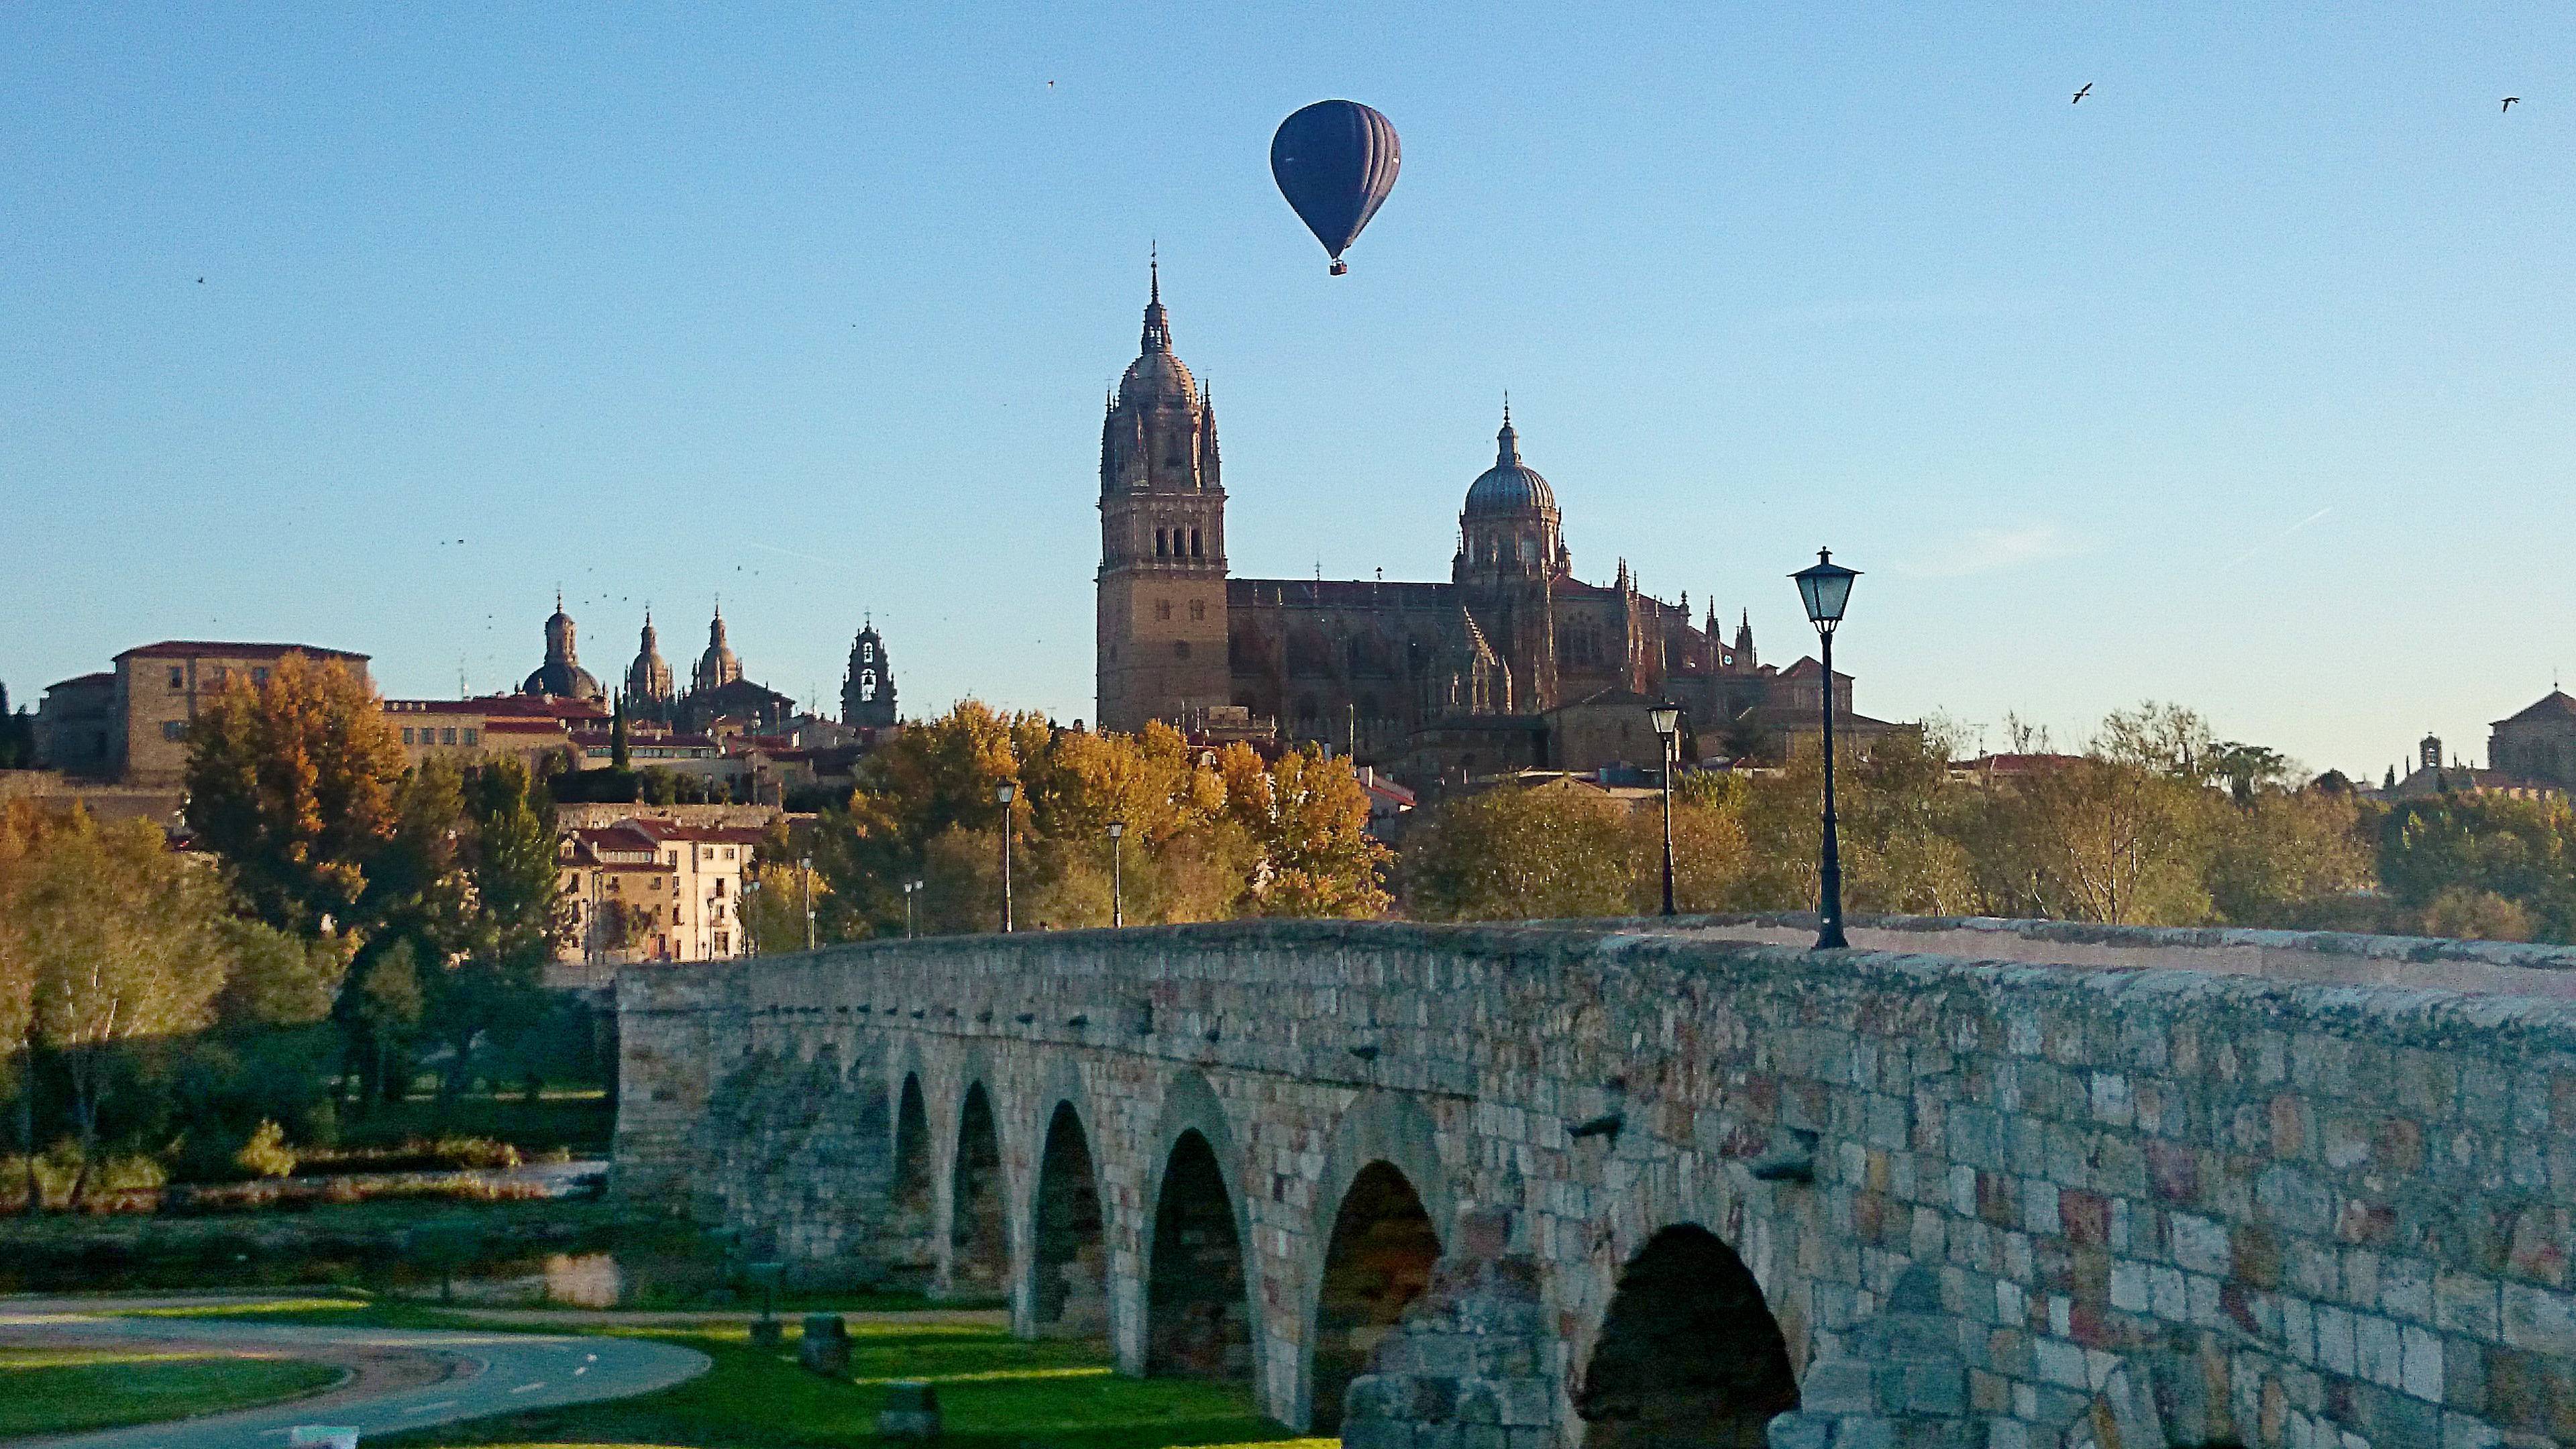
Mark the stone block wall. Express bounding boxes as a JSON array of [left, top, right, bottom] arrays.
[[619, 918, 2576, 1447]]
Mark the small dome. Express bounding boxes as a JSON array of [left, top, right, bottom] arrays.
[[523, 659, 602, 700], [1119, 348, 1196, 406], [1463, 412, 1556, 518]]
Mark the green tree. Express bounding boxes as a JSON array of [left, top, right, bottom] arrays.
[[5, 808, 233, 1203], [1400, 784, 1637, 922], [184, 655, 406, 935]]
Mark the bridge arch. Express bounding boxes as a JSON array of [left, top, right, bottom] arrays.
[[1299, 1091, 1452, 1432], [1140, 1071, 1265, 1390], [1575, 1223, 1799, 1449], [948, 1077, 1010, 1297], [885, 1067, 936, 1288], [1026, 1091, 1111, 1340]]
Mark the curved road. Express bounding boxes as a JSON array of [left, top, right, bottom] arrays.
[[0, 1299, 709, 1448]]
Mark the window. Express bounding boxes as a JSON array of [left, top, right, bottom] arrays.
[[252, 667, 269, 686], [714, 932, 730, 955], [714, 878, 727, 898], [161, 720, 186, 741], [462, 728, 478, 745], [1190, 528, 1203, 558], [168, 667, 184, 689], [608, 877, 621, 894], [1156, 600, 1173, 621], [440, 727, 457, 745], [401, 727, 416, 745], [724, 847, 736, 860], [1189, 600, 1205, 621], [862, 643, 874, 663], [1156, 529, 1169, 557]]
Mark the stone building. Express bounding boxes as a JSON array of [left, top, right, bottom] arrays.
[[2488, 688, 2576, 788], [1093, 268, 1896, 786], [556, 816, 761, 984], [37, 640, 371, 786], [841, 621, 898, 729], [521, 595, 604, 702], [626, 610, 676, 706], [694, 606, 745, 696]]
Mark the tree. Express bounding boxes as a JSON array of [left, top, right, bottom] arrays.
[[4, 808, 233, 1203], [1401, 784, 1636, 922], [610, 696, 631, 771], [184, 655, 406, 935], [0, 684, 34, 769], [1216, 744, 1390, 917]]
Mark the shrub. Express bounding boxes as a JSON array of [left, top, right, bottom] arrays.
[[235, 1120, 300, 1179]]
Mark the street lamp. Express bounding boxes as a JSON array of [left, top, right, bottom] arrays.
[[1790, 546, 1860, 950], [799, 855, 815, 953], [743, 876, 759, 957], [902, 878, 920, 938], [1648, 704, 1682, 916], [994, 782, 1018, 932], [1106, 820, 1126, 928]]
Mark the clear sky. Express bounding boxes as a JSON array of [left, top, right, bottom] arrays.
[[7, 5, 2575, 780]]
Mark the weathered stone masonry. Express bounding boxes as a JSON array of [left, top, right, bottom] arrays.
[[616, 918, 2576, 1448]]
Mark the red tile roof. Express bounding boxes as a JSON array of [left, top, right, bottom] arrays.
[[117, 641, 368, 662]]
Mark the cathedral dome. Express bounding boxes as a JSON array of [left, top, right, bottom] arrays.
[[1119, 347, 1197, 406], [1463, 410, 1556, 519], [522, 594, 602, 700]]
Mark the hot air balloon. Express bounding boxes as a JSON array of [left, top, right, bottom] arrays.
[[1270, 100, 1401, 276]]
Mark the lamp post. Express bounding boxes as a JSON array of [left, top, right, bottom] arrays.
[[995, 782, 1017, 932], [902, 878, 920, 938], [1106, 820, 1126, 928], [743, 876, 759, 957], [799, 856, 815, 952], [1790, 547, 1860, 950], [1649, 704, 1682, 916]]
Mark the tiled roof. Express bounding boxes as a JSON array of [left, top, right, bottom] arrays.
[[117, 641, 368, 661], [2494, 691, 2576, 728]]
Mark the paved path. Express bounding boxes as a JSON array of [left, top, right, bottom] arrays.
[[0, 1299, 708, 1448]]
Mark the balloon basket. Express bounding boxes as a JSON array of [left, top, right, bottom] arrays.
[[1329, 260, 1348, 276]]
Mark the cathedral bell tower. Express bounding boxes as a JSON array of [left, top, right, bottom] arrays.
[[1096, 260, 1230, 733]]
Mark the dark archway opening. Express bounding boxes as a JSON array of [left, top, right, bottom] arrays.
[[1310, 1160, 1441, 1434], [1145, 1128, 1251, 1379], [885, 1074, 935, 1287], [1577, 1224, 1799, 1449], [948, 1083, 1008, 1297], [1030, 1101, 1108, 1338]]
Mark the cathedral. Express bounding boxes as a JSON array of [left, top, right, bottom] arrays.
[[521, 601, 899, 737], [1094, 268, 1882, 786]]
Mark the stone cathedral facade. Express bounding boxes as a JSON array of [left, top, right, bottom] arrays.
[[1095, 270, 1875, 785]]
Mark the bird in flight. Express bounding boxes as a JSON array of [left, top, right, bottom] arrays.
[[2072, 83, 2092, 104], [2503, 96, 2520, 111]]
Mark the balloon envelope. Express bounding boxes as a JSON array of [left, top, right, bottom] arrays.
[[1270, 100, 1401, 265]]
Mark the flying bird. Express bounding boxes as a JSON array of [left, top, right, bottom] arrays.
[[196, 276, 205, 284], [2503, 96, 2520, 111], [2072, 83, 2092, 104]]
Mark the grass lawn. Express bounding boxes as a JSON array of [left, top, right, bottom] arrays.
[[0, 1347, 345, 1438], [168, 1299, 1326, 1449]]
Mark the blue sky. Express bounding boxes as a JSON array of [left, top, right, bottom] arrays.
[[7, 5, 2575, 778]]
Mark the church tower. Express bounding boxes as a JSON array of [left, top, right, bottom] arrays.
[[842, 620, 898, 728], [626, 610, 674, 706], [1096, 260, 1230, 733]]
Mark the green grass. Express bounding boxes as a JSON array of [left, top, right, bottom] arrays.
[[180, 1302, 1322, 1449], [0, 1347, 345, 1437]]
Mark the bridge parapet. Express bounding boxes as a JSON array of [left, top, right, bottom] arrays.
[[618, 916, 2576, 1448]]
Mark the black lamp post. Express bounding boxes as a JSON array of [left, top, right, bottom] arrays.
[[1649, 703, 1682, 916], [798, 855, 815, 953], [1106, 820, 1126, 928], [995, 782, 1017, 932], [1790, 547, 1859, 950], [901, 878, 919, 938]]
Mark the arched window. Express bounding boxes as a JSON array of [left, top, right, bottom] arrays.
[[1156, 529, 1169, 557], [1190, 528, 1203, 558]]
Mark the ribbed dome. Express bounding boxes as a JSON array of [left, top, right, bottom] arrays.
[[1119, 345, 1197, 405], [1118, 264, 1197, 406], [1463, 413, 1556, 518]]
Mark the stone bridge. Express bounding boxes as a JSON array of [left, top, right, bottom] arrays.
[[613, 916, 2576, 1448]]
